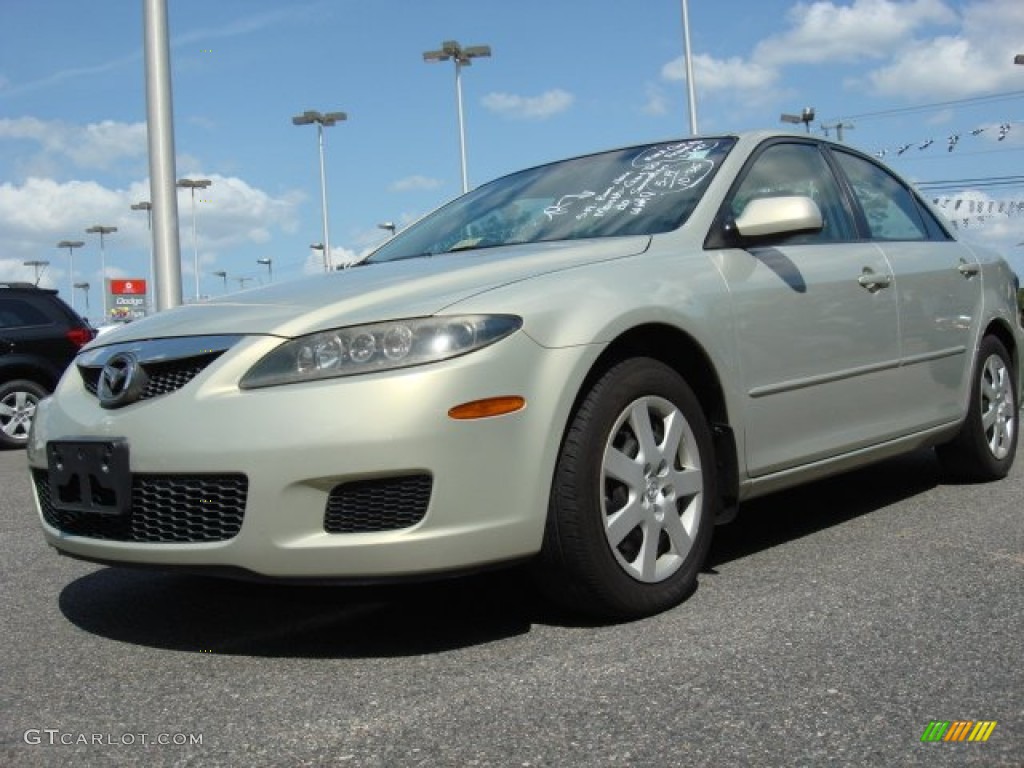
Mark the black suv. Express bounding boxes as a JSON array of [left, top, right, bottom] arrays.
[[0, 283, 95, 448]]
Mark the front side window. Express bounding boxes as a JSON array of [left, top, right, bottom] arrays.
[[368, 138, 736, 263], [724, 142, 854, 244], [833, 151, 930, 241]]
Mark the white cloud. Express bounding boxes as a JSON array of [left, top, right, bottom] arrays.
[[0, 117, 147, 173], [0, 174, 302, 284], [390, 175, 442, 192], [482, 89, 574, 120], [642, 84, 670, 116], [756, 0, 955, 65], [867, 0, 1024, 98], [663, 54, 780, 103]]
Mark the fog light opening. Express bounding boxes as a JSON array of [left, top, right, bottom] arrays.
[[448, 396, 526, 420]]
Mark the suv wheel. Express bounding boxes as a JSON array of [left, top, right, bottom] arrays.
[[0, 379, 48, 448]]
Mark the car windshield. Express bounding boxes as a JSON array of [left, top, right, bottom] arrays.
[[367, 137, 735, 263]]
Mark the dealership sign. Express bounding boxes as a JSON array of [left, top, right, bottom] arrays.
[[105, 278, 148, 322]]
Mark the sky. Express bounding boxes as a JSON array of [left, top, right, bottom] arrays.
[[1, 0, 1023, 321]]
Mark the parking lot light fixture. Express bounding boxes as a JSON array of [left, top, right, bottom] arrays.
[[73, 282, 91, 313], [85, 225, 117, 321], [131, 201, 155, 311], [176, 179, 211, 302], [23, 260, 49, 286], [310, 242, 328, 271], [56, 240, 85, 310], [378, 221, 397, 237], [212, 270, 228, 293], [1015, 54, 1024, 65], [257, 258, 273, 282], [292, 110, 347, 272], [780, 107, 816, 133], [423, 40, 491, 194]]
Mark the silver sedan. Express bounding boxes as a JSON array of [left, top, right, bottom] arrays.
[[27, 131, 1021, 619]]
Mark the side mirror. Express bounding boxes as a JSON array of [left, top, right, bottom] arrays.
[[734, 196, 823, 239]]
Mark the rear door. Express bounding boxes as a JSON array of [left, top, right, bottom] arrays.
[[830, 149, 981, 430]]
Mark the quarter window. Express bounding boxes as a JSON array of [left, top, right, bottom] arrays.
[[0, 298, 51, 329]]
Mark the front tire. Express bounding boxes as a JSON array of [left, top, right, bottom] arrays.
[[937, 335, 1018, 481], [536, 358, 717, 620], [0, 379, 48, 449]]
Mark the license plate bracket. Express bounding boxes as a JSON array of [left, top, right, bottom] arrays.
[[47, 439, 131, 516]]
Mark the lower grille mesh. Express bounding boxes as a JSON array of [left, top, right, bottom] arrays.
[[34, 469, 246, 543], [324, 475, 432, 533]]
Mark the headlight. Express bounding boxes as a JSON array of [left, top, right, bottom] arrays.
[[240, 314, 522, 389]]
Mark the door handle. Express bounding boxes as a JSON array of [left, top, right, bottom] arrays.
[[857, 268, 892, 293], [957, 259, 980, 279]]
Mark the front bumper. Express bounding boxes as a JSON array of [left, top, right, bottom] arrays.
[[28, 332, 598, 579]]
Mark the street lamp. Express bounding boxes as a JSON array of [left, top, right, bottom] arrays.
[[310, 242, 328, 272], [212, 270, 228, 293], [131, 200, 154, 312], [256, 258, 273, 283], [1016, 54, 1024, 65], [292, 110, 347, 272], [85, 225, 117, 321], [57, 240, 85, 310], [23, 260, 49, 286], [423, 39, 491, 194], [378, 221, 397, 237], [73, 282, 91, 314], [234, 276, 253, 290], [176, 178, 211, 302], [781, 107, 816, 133]]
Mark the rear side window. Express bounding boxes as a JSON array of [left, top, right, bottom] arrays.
[[833, 151, 932, 241], [0, 298, 52, 329]]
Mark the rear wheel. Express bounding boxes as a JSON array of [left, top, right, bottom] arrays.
[[0, 379, 48, 449], [536, 358, 717, 620], [937, 335, 1018, 481]]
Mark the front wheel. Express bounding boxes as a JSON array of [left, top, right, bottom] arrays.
[[535, 358, 717, 620], [937, 335, 1018, 481], [0, 379, 48, 449]]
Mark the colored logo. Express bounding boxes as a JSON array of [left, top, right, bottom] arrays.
[[920, 720, 997, 742]]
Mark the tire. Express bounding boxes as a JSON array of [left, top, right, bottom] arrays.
[[0, 379, 49, 449], [937, 335, 1018, 481], [535, 358, 717, 620]]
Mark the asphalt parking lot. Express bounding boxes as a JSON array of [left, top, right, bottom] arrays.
[[1, 445, 1021, 767]]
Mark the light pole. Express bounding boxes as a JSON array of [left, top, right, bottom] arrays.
[[74, 282, 91, 315], [781, 107, 816, 133], [234, 276, 253, 290], [57, 240, 85, 310], [176, 178, 211, 301], [212, 270, 228, 293], [310, 242, 328, 272], [680, 0, 698, 135], [131, 200, 154, 312], [85, 225, 117, 321], [378, 221, 397, 237], [23, 260, 49, 286], [423, 40, 491, 194], [256, 258, 273, 283], [292, 110, 347, 272]]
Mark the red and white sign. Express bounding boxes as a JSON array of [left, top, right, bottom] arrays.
[[110, 279, 147, 295]]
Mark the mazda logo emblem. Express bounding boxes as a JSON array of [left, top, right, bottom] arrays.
[[98, 352, 146, 408]]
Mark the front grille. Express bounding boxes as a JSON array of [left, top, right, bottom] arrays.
[[80, 352, 222, 400], [34, 468, 247, 543], [324, 475, 432, 533]]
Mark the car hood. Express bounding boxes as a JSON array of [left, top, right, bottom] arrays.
[[90, 236, 651, 343]]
